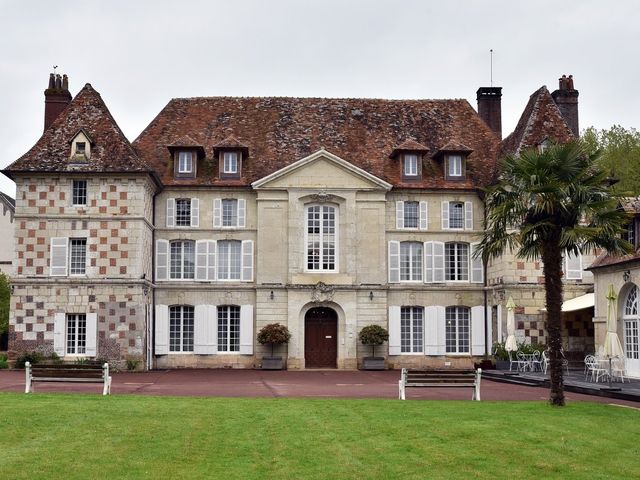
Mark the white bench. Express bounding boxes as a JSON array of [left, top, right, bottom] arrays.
[[25, 361, 112, 395], [399, 368, 482, 401]]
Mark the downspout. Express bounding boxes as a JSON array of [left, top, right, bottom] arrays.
[[149, 177, 159, 371]]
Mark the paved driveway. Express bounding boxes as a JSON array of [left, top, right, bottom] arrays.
[[1, 369, 638, 406]]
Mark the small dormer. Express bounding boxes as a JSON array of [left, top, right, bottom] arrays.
[[389, 139, 430, 182], [538, 138, 552, 153], [213, 136, 250, 180], [167, 135, 205, 179], [69, 128, 94, 163], [432, 140, 473, 181]]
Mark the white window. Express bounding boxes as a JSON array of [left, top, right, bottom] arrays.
[[306, 204, 337, 271], [449, 202, 464, 229], [539, 139, 551, 153], [403, 202, 419, 228], [218, 240, 242, 280], [69, 239, 87, 275], [446, 306, 470, 354], [624, 286, 639, 361], [75, 142, 86, 155], [72, 180, 87, 206], [396, 201, 427, 230], [66, 313, 86, 355], [175, 199, 191, 227], [400, 241, 423, 282], [448, 155, 462, 177], [167, 198, 198, 228], [445, 242, 469, 281], [564, 252, 583, 280], [223, 151, 239, 173], [214, 198, 245, 228], [403, 154, 418, 176], [169, 305, 194, 352], [218, 305, 241, 353], [170, 240, 195, 279], [222, 199, 238, 227], [624, 221, 636, 247], [178, 151, 193, 173], [401, 307, 423, 353], [441, 201, 473, 230]]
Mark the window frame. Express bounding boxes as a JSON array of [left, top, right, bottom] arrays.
[[65, 313, 87, 356], [68, 238, 87, 276], [217, 305, 241, 353], [399, 241, 423, 282], [445, 306, 471, 355], [400, 306, 424, 354], [444, 242, 469, 282], [178, 151, 194, 174], [222, 199, 239, 228], [217, 239, 242, 281], [71, 180, 88, 206], [223, 151, 239, 174], [304, 204, 339, 273], [403, 153, 418, 177], [174, 198, 192, 227], [169, 240, 196, 280], [402, 201, 419, 229], [169, 305, 195, 353], [445, 155, 465, 180], [448, 201, 465, 230]]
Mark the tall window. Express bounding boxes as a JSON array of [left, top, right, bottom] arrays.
[[218, 240, 242, 280], [448, 155, 462, 177], [169, 305, 194, 352], [66, 313, 86, 354], [623, 220, 636, 248], [404, 154, 418, 176], [223, 151, 239, 173], [449, 202, 464, 229], [170, 240, 195, 279], [69, 239, 87, 275], [401, 307, 423, 353], [218, 305, 240, 352], [306, 204, 337, 271], [400, 241, 423, 281], [445, 242, 468, 281], [403, 201, 419, 228], [178, 151, 193, 173], [446, 306, 470, 354], [72, 180, 87, 206], [175, 199, 191, 227], [624, 286, 639, 361], [222, 199, 238, 227]]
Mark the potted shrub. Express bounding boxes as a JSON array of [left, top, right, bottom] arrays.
[[257, 323, 291, 370], [359, 325, 389, 370], [492, 342, 511, 370]]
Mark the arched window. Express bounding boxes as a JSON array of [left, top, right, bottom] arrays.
[[306, 204, 337, 271], [624, 285, 639, 362], [625, 285, 638, 317]]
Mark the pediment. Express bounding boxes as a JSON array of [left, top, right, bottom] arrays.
[[252, 149, 392, 190]]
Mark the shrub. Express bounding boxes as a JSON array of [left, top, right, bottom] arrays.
[[358, 325, 389, 357], [257, 323, 291, 357], [0, 353, 7, 369], [126, 359, 141, 371], [493, 341, 547, 361], [15, 351, 45, 369]]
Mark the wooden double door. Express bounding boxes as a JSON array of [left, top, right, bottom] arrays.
[[305, 307, 338, 368]]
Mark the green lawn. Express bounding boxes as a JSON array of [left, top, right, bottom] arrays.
[[1, 394, 638, 479]]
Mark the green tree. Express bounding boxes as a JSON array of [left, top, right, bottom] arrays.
[[582, 125, 640, 194], [0, 272, 9, 336], [478, 141, 630, 406]]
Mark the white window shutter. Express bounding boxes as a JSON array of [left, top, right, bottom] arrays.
[[471, 305, 486, 356], [241, 240, 254, 282], [213, 198, 222, 228], [166, 198, 175, 228], [238, 199, 246, 228], [441, 201, 450, 229], [195, 240, 208, 281], [465, 201, 473, 230], [396, 201, 404, 229], [424, 242, 433, 283], [240, 304, 254, 355], [433, 242, 445, 282], [565, 252, 583, 280], [207, 241, 217, 281], [155, 239, 169, 281], [194, 305, 217, 354], [191, 198, 199, 227], [419, 201, 428, 230], [388, 306, 401, 355], [50, 237, 68, 277], [155, 304, 169, 355], [435, 306, 446, 355], [424, 306, 439, 355], [85, 312, 97, 357], [54, 312, 66, 355], [388, 241, 400, 283], [470, 243, 484, 283]]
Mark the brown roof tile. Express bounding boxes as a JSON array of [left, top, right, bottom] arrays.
[[389, 138, 430, 158], [168, 135, 202, 148], [432, 140, 473, 159], [132, 97, 501, 189], [212, 135, 250, 152], [3, 84, 150, 176], [587, 251, 640, 270]]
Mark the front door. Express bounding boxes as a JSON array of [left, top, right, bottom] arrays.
[[305, 307, 338, 368], [624, 319, 640, 377]]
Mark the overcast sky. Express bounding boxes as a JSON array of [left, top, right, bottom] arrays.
[[1, 0, 638, 197]]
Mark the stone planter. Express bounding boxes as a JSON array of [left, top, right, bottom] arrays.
[[261, 356, 285, 370], [495, 359, 510, 370], [362, 357, 386, 370]]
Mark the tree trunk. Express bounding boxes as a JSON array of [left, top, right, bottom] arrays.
[[541, 237, 566, 406]]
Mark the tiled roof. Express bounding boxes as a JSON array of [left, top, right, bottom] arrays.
[[212, 135, 250, 152], [587, 251, 640, 270], [620, 197, 640, 214], [2, 84, 151, 176], [501, 86, 574, 155], [133, 96, 501, 189], [0, 191, 15, 210], [432, 140, 473, 158], [168, 135, 202, 148], [389, 138, 430, 158]]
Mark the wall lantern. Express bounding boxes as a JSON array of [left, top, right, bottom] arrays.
[[623, 270, 631, 282]]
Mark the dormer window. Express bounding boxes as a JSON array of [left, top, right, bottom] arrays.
[[213, 136, 249, 180], [403, 154, 418, 177], [433, 141, 472, 182], [178, 151, 193, 174], [539, 139, 552, 153], [69, 128, 93, 161], [223, 151, 239, 174], [447, 155, 463, 178], [75, 142, 86, 155]]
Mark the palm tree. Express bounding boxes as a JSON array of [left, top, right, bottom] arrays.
[[478, 141, 630, 406]]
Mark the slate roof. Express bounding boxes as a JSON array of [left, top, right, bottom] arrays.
[[3, 84, 151, 176], [501, 86, 574, 155], [133, 97, 501, 189]]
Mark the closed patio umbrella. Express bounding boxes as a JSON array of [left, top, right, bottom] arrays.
[[603, 284, 624, 390], [505, 296, 518, 352]]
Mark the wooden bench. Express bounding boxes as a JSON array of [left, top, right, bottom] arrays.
[[25, 361, 112, 395], [399, 368, 481, 401]]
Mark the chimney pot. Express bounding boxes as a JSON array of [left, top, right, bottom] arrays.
[[62, 74, 69, 91], [476, 87, 502, 139], [551, 74, 579, 137], [54, 74, 62, 89], [48, 73, 55, 89]]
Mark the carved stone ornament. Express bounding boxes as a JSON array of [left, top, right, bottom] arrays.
[[311, 190, 332, 203], [311, 282, 335, 303]]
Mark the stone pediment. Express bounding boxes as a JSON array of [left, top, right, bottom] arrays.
[[252, 149, 392, 191]]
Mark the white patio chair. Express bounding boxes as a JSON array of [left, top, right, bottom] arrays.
[[542, 350, 549, 374], [611, 356, 626, 383], [517, 351, 529, 372], [508, 351, 526, 372], [531, 350, 543, 372], [585, 356, 608, 383]]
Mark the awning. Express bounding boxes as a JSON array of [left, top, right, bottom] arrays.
[[540, 293, 595, 313]]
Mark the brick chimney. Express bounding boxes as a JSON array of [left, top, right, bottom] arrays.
[[551, 74, 579, 137], [44, 73, 72, 131], [476, 87, 502, 139]]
